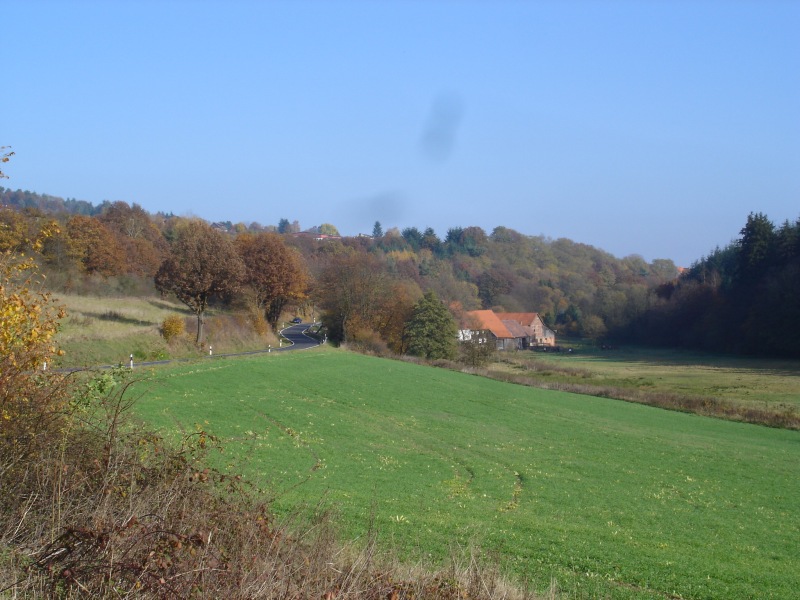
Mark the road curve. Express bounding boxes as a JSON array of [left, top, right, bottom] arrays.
[[276, 322, 322, 351]]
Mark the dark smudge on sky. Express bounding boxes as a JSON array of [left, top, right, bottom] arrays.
[[419, 92, 464, 163]]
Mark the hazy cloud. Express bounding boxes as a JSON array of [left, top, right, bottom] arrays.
[[341, 190, 407, 232]]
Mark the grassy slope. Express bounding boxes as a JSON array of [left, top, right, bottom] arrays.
[[54, 294, 188, 365], [54, 294, 279, 366], [133, 348, 800, 600]]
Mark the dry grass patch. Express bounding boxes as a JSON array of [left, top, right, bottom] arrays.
[[53, 294, 281, 367]]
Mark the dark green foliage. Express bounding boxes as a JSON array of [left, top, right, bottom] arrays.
[[405, 291, 457, 359], [446, 226, 488, 257], [421, 227, 441, 253], [372, 220, 383, 238], [622, 213, 800, 357], [736, 212, 776, 283], [401, 226, 423, 251]]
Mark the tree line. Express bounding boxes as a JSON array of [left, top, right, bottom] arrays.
[[1, 194, 681, 351], [616, 212, 800, 357], [26, 192, 800, 359]]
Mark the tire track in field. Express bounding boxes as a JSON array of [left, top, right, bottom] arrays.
[[242, 406, 326, 500], [365, 411, 525, 512]]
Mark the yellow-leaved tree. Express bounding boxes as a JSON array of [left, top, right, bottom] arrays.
[[0, 223, 68, 473]]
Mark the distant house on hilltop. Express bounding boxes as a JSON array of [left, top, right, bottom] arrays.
[[459, 310, 556, 350], [292, 231, 342, 241]]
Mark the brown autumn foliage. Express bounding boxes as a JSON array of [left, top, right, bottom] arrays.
[[97, 201, 169, 276], [66, 215, 127, 276], [375, 280, 421, 354], [154, 220, 245, 344], [0, 206, 32, 253], [235, 232, 309, 331], [315, 252, 396, 344]]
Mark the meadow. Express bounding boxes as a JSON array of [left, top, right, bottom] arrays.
[[132, 347, 800, 599], [525, 343, 800, 411]]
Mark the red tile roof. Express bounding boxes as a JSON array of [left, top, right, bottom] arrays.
[[463, 310, 514, 339]]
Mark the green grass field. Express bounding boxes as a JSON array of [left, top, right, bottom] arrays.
[[132, 348, 800, 599]]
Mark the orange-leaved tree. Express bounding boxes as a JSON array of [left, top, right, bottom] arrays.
[[66, 215, 127, 275], [234, 232, 309, 331], [97, 201, 169, 276]]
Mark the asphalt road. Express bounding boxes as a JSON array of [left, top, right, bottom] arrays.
[[275, 322, 322, 351]]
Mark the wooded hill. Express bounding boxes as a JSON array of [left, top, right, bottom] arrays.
[[621, 212, 800, 356], [3, 187, 797, 357]]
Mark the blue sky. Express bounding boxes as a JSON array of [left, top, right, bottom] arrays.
[[4, 0, 798, 266]]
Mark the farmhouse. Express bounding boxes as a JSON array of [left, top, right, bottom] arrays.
[[459, 310, 556, 350]]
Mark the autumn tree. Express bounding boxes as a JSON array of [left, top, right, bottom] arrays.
[[405, 290, 457, 360], [373, 280, 421, 354], [0, 151, 66, 440], [154, 220, 244, 344], [421, 227, 441, 254], [66, 215, 127, 275], [318, 223, 340, 236], [1, 228, 70, 481], [97, 201, 169, 276], [315, 252, 392, 343], [0, 207, 32, 253], [476, 268, 516, 309], [234, 232, 309, 330]]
